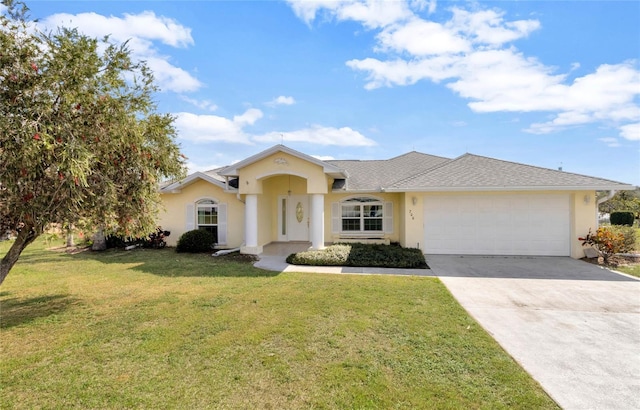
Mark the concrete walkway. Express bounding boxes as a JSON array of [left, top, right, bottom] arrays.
[[428, 255, 640, 410]]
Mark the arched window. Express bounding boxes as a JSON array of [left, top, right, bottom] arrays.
[[341, 197, 383, 232], [196, 199, 218, 240], [185, 199, 227, 245]]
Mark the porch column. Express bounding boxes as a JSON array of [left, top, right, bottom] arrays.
[[242, 194, 262, 254], [310, 194, 325, 250]]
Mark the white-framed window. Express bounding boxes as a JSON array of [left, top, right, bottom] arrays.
[[341, 197, 383, 232], [185, 198, 228, 245], [332, 197, 393, 235], [197, 199, 218, 238]]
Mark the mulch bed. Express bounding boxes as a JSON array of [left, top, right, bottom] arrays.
[[581, 253, 640, 268]]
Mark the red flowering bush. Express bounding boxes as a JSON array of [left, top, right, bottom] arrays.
[[579, 227, 635, 263]]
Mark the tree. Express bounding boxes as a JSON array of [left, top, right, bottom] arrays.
[[598, 189, 640, 217], [0, 1, 186, 285]]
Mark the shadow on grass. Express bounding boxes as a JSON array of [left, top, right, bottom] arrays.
[[0, 294, 80, 329], [65, 248, 281, 278]]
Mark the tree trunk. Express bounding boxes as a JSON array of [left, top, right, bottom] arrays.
[[0, 224, 38, 286], [92, 227, 106, 251], [66, 224, 74, 248]]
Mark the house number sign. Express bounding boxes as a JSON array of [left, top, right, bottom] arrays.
[[296, 202, 304, 223]]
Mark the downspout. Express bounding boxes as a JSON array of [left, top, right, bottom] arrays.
[[596, 190, 616, 227]]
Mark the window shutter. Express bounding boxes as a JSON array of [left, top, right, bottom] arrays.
[[185, 203, 195, 231], [217, 203, 227, 245], [331, 202, 341, 233], [384, 201, 393, 233]]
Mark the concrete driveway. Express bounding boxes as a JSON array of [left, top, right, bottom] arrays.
[[428, 255, 640, 410]]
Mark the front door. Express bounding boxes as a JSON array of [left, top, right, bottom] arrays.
[[278, 195, 309, 242]]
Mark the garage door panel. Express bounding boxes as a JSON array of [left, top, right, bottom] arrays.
[[424, 194, 570, 256]]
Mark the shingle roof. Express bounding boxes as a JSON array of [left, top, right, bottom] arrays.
[[162, 145, 633, 193], [389, 153, 632, 191], [327, 152, 449, 191]]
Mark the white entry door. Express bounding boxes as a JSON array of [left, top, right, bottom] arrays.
[[278, 195, 309, 242]]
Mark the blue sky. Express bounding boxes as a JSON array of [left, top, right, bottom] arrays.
[[12, 0, 640, 185]]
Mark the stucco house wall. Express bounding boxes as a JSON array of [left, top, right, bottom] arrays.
[[158, 179, 244, 248], [157, 145, 631, 258]]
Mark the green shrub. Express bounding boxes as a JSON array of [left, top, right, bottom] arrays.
[[611, 226, 637, 252], [176, 229, 215, 253], [610, 211, 635, 226], [286, 243, 428, 269]]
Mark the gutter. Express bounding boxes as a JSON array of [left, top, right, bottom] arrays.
[[597, 190, 616, 205], [596, 190, 616, 227]]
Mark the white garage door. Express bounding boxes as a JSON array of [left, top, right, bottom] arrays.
[[423, 193, 570, 256]]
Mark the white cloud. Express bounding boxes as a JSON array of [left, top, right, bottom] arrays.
[[267, 96, 296, 106], [37, 11, 201, 93], [290, 1, 639, 141], [620, 123, 640, 141], [234, 108, 263, 126], [598, 137, 621, 148], [410, 0, 437, 14], [448, 8, 540, 46], [254, 125, 376, 146], [376, 18, 469, 56], [174, 106, 374, 148], [346, 55, 458, 89], [186, 162, 223, 174], [286, 0, 411, 29], [312, 155, 336, 161], [174, 109, 263, 144], [180, 96, 218, 111]]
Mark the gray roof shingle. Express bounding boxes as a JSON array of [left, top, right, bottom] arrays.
[[389, 153, 632, 190], [327, 152, 449, 191]]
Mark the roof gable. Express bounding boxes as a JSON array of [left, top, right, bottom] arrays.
[[160, 170, 226, 193], [219, 144, 346, 177]]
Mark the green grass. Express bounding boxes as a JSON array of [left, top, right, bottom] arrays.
[[1, 240, 557, 409], [616, 264, 640, 278]]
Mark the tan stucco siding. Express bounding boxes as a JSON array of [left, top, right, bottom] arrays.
[[158, 179, 245, 248], [238, 152, 330, 194], [570, 191, 597, 259], [402, 192, 423, 249], [324, 192, 402, 244]]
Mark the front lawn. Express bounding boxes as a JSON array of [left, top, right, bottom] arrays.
[[616, 264, 640, 278], [1, 240, 557, 409]]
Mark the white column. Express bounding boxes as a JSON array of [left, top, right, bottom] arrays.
[[310, 194, 325, 250], [242, 194, 261, 254]]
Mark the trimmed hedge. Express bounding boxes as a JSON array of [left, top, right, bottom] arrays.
[[176, 229, 215, 253], [286, 243, 428, 269], [610, 211, 635, 226]]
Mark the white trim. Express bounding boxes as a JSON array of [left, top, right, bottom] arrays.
[[255, 170, 309, 181], [217, 203, 227, 245], [337, 196, 386, 235], [185, 204, 195, 231], [385, 185, 635, 192], [160, 172, 226, 193]]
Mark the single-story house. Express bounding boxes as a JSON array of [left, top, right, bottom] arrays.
[[158, 144, 634, 258]]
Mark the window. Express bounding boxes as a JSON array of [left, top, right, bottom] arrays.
[[196, 199, 218, 242], [341, 197, 383, 232]]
